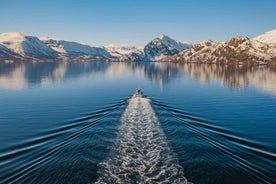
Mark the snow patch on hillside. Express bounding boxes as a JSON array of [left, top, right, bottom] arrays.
[[253, 29, 276, 44], [41, 38, 111, 58], [105, 44, 142, 57]]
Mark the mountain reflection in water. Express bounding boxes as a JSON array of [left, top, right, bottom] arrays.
[[0, 61, 276, 96]]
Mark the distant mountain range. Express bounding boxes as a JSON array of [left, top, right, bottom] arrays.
[[0, 30, 276, 65]]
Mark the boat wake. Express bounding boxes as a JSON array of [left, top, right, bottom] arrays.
[[0, 98, 127, 184], [151, 98, 276, 184], [96, 97, 190, 184]]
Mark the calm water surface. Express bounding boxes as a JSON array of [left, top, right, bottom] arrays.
[[0, 61, 275, 183]]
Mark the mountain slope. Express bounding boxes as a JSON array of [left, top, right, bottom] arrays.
[[253, 29, 276, 44], [0, 44, 26, 61], [112, 34, 192, 62], [165, 33, 276, 64], [41, 38, 112, 59], [162, 40, 215, 62], [0, 32, 58, 59], [159, 34, 191, 51]]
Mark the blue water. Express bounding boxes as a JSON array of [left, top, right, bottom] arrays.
[[0, 61, 275, 183]]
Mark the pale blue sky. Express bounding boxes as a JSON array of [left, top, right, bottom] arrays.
[[1, 0, 275, 46]]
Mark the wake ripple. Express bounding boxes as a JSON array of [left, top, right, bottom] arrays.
[[0, 98, 127, 184], [151, 98, 276, 183], [96, 97, 190, 184]]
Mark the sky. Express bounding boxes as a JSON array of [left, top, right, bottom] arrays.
[[0, 0, 276, 46]]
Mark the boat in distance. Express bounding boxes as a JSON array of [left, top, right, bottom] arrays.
[[133, 88, 144, 98]]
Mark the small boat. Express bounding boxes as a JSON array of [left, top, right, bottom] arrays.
[[133, 88, 144, 98]]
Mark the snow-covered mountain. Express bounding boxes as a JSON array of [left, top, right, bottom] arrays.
[[164, 30, 276, 64], [112, 34, 192, 62], [0, 32, 58, 59], [0, 32, 113, 61], [41, 38, 112, 59], [143, 34, 192, 61], [105, 44, 143, 57]]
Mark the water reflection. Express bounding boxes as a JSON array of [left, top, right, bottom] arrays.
[[0, 63, 27, 90], [0, 61, 109, 90], [0, 61, 276, 96], [174, 64, 276, 96], [42, 62, 67, 85]]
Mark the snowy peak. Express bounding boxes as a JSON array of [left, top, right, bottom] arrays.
[[0, 32, 58, 59], [159, 34, 168, 40], [253, 29, 276, 44], [110, 34, 192, 62], [158, 34, 191, 51], [142, 34, 192, 61], [0, 32, 26, 42]]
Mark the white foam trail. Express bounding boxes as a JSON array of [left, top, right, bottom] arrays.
[[96, 97, 190, 184]]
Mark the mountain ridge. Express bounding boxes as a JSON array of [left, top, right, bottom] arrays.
[[112, 34, 192, 62], [0, 30, 275, 65], [41, 38, 112, 59], [162, 30, 276, 64]]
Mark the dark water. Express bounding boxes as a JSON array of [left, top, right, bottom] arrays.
[[0, 61, 275, 184]]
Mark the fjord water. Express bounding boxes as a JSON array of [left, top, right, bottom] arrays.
[[0, 61, 275, 183]]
